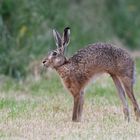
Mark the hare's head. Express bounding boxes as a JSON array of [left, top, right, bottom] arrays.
[[43, 27, 70, 68]]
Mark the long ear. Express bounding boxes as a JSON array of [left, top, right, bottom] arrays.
[[53, 29, 62, 48], [61, 27, 70, 54], [63, 27, 70, 47]]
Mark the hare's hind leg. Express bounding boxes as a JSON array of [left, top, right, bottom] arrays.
[[111, 75, 130, 121], [120, 76, 140, 121], [72, 91, 84, 122]]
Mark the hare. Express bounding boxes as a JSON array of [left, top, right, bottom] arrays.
[[43, 27, 140, 122]]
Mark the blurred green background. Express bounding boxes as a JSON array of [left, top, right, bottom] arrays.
[[0, 0, 140, 79], [1, 1, 140, 138]]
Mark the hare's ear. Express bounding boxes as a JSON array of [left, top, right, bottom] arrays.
[[62, 27, 70, 47], [53, 29, 62, 48]]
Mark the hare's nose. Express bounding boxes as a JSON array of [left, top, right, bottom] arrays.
[[42, 60, 46, 64]]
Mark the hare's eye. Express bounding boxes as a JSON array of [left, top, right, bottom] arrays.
[[52, 51, 57, 56]]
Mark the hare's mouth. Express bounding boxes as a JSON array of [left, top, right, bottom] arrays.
[[43, 63, 49, 68]]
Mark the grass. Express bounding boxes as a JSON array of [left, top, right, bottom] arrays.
[[0, 60, 140, 139]]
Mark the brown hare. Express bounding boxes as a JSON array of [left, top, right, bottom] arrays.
[[43, 27, 140, 122]]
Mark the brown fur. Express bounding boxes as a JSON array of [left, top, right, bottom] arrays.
[[43, 27, 140, 122]]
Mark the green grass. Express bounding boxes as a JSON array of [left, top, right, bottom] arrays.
[[0, 59, 140, 139]]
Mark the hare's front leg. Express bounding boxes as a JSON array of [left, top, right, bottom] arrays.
[[72, 91, 84, 122]]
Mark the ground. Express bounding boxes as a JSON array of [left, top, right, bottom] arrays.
[[0, 59, 140, 140]]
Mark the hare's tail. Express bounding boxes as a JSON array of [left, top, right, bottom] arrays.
[[132, 64, 136, 85]]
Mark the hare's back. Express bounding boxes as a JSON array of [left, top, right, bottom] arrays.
[[70, 43, 133, 71]]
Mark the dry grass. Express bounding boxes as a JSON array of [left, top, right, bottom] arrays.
[[0, 62, 140, 140], [1, 91, 140, 140]]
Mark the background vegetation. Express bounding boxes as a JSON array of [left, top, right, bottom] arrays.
[[0, 0, 140, 78], [0, 0, 140, 139]]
